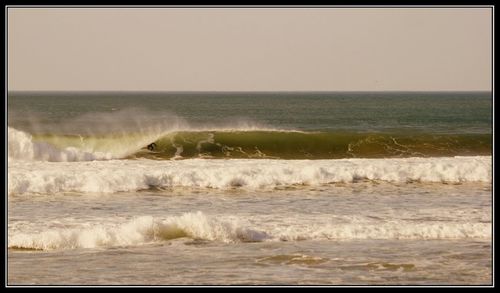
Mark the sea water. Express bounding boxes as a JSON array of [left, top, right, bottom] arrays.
[[7, 91, 492, 285]]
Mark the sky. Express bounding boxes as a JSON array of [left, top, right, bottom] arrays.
[[7, 7, 493, 92]]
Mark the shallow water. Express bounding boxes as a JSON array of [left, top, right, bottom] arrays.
[[7, 91, 492, 286], [8, 239, 492, 285], [8, 183, 492, 285]]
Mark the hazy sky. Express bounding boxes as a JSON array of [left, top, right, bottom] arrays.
[[8, 7, 492, 91]]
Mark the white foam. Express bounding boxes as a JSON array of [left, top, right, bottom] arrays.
[[8, 156, 491, 195], [8, 212, 491, 250], [271, 221, 491, 241], [8, 127, 115, 162]]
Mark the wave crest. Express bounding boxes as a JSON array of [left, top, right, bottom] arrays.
[[8, 212, 491, 250], [8, 127, 492, 162], [8, 127, 115, 162]]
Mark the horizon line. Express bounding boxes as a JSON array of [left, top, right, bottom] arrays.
[[7, 90, 493, 93]]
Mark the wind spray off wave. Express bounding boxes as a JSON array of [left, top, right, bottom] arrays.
[[7, 108, 192, 162], [7, 126, 169, 161]]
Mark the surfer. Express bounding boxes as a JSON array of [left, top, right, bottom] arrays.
[[147, 143, 157, 151]]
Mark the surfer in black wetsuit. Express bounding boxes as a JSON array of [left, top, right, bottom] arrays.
[[147, 143, 157, 151]]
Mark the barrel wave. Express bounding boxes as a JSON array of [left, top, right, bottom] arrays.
[[138, 131, 492, 160], [9, 127, 492, 161]]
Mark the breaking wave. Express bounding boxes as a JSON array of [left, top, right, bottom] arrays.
[[8, 156, 491, 195], [8, 211, 491, 250], [7, 127, 492, 162]]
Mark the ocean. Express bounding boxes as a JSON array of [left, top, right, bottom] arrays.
[[7, 91, 492, 286]]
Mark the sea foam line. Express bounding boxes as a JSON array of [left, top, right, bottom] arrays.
[[8, 156, 491, 195], [8, 212, 491, 250]]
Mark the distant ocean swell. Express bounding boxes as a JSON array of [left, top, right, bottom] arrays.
[[8, 127, 492, 161], [8, 211, 491, 251]]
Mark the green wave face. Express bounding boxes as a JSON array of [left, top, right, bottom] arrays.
[[32, 132, 162, 159], [131, 131, 492, 160]]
